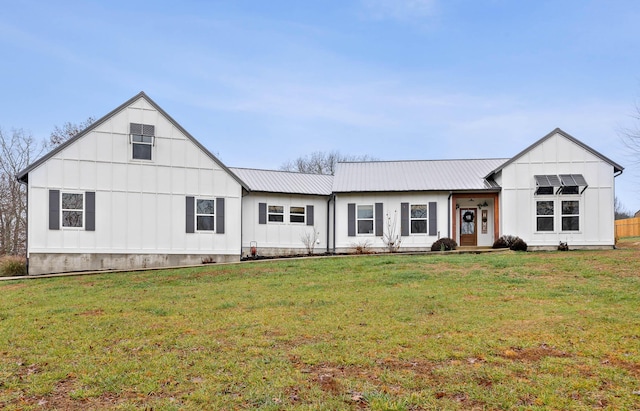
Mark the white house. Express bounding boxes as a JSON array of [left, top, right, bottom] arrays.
[[17, 92, 246, 275], [17, 92, 624, 275]]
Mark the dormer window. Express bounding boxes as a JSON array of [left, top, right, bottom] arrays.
[[130, 123, 155, 160]]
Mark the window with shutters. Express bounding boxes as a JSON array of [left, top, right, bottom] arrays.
[[268, 205, 284, 222], [196, 199, 215, 231], [290, 206, 305, 223], [61, 192, 84, 228], [130, 123, 155, 160], [357, 205, 374, 234], [410, 204, 428, 234]]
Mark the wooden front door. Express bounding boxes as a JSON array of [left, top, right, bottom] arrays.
[[460, 208, 477, 246]]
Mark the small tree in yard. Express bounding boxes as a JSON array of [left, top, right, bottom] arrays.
[[300, 228, 320, 255], [382, 211, 402, 252]]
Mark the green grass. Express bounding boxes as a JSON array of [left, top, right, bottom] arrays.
[[1, 249, 639, 410]]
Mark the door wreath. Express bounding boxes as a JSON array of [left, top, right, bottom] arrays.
[[463, 211, 474, 223]]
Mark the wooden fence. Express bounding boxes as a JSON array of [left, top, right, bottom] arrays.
[[615, 217, 640, 239]]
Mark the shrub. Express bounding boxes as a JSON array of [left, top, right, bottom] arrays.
[[351, 240, 372, 254], [558, 241, 569, 251], [0, 255, 27, 276], [510, 238, 528, 252], [431, 237, 458, 251], [492, 235, 519, 249]]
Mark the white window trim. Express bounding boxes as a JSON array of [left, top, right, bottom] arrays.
[[534, 198, 583, 234], [535, 199, 555, 233], [290, 206, 306, 224], [560, 198, 581, 233], [268, 205, 285, 224], [195, 198, 215, 232], [357, 204, 375, 235], [61, 191, 84, 229], [410, 203, 428, 235]]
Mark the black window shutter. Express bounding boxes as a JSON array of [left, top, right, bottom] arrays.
[[85, 192, 95, 231], [216, 198, 225, 234], [306, 205, 314, 226], [258, 202, 267, 224], [49, 190, 60, 230], [186, 196, 195, 233], [347, 203, 356, 237], [429, 202, 437, 236], [400, 202, 409, 236], [375, 203, 383, 236]]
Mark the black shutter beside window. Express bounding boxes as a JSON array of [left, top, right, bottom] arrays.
[[49, 190, 60, 230], [306, 205, 314, 226], [186, 196, 195, 233], [375, 203, 383, 237], [428, 202, 437, 236], [216, 198, 225, 234], [400, 202, 409, 236], [258, 202, 267, 224], [85, 192, 95, 231], [347, 203, 356, 237]]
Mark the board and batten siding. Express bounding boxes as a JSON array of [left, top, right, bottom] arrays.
[[334, 192, 449, 252], [498, 131, 616, 247], [26, 96, 243, 274], [241, 193, 329, 256]]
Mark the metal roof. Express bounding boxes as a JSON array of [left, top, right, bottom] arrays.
[[332, 158, 508, 192], [230, 167, 334, 195]]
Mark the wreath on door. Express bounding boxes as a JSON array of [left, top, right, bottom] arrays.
[[463, 211, 474, 223]]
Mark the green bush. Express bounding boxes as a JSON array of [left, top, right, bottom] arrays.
[[0, 256, 27, 276], [431, 237, 458, 251]]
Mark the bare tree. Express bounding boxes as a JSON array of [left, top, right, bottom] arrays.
[[280, 150, 376, 175], [300, 227, 320, 255], [615, 196, 633, 220], [48, 117, 96, 148], [0, 128, 44, 256]]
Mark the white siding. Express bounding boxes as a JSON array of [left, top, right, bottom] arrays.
[[499, 132, 615, 247], [334, 192, 450, 251], [241, 193, 329, 255], [27, 96, 243, 257]]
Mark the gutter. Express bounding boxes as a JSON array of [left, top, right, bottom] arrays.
[[16, 174, 29, 274], [447, 191, 452, 238]]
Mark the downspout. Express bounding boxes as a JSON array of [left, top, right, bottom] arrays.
[[332, 193, 337, 254], [17, 175, 28, 274], [447, 192, 452, 238], [326, 194, 332, 254]]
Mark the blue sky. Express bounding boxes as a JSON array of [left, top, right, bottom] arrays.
[[1, 0, 639, 211]]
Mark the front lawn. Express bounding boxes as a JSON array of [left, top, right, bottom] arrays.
[[1, 248, 639, 410]]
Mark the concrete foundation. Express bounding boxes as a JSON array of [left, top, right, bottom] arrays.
[[27, 253, 240, 275]]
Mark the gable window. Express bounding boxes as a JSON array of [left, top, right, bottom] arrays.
[[561, 201, 579, 231], [410, 204, 428, 234], [268, 205, 284, 222], [290, 206, 305, 223], [130, 123, 155, 160], [357, 205, 374, 234], [536, 200, 554, 232], [62, 192, 84, 228], [196, 199, 215, 231], [559, 174, 587, 195]]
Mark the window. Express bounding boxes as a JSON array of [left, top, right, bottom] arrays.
[[562, 201, 579, 231], [560, 186, 579, 195], [410, 204, 428, 234], [196, 199, 215, 231], [357, 205, 374, 234], [536, 200, 554, 232], [534, 175, 561, 195], [62, 193, 84, 228], [130, 123, 155, 160], [268, 205, 284, 222], [290, 206, 305, 223]]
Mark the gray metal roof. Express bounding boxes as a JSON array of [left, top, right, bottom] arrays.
[[332, 158, 508, 192], [230, 167, 334, 195]]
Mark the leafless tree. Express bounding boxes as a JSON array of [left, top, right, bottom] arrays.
[[280, 150, 376, 175], [0, 128, 44, 256], [614, 196, 633, 220], [300, 227, 320, 255], [382, 210, 402, 252], [48, 117, 96, 148]]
